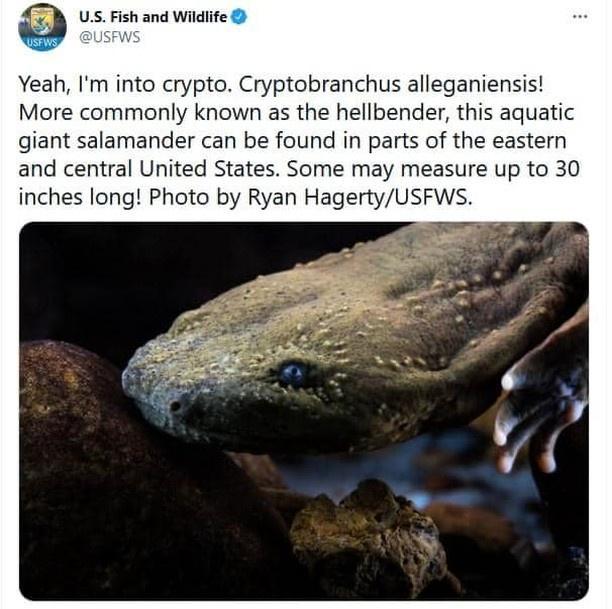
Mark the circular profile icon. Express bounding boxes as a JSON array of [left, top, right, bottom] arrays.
[[19, 4, 66, 51]]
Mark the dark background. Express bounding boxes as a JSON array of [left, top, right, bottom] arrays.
[[20, 223, 403, 367]]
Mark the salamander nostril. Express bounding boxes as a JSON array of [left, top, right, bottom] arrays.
[[169, 401, 182, 412]]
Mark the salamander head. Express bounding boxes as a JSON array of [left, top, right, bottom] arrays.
[[122, 266, 428, 454], [123, 223, 588, 454]]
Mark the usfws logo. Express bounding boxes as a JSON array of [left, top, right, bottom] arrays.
[[30, 6, 54, 35], [19, 4, 66, 51]]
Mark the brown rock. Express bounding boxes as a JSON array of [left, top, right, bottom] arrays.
[[20, 341, 305, 600], [425, 502, 519, 554], [425, 502, 537, 598], [290, 479, 448, 599], [259, 488, 312, 528], [535, 547, 588, 600], [226, 452, 286, 489]]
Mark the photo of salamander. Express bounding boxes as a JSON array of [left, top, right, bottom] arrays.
[[20, 222, 588, 600]]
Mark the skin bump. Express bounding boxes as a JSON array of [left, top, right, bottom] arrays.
[[122, 223, 588, 455]]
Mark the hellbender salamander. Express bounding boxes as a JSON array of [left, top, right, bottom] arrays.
[[122, 223, 588, 472]]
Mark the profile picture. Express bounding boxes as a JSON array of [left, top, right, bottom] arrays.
[[19, 3, 66, 51]]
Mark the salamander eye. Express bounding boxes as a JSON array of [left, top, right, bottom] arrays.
[[279, 362, 307, 388]]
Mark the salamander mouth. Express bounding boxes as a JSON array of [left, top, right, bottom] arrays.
[[191, 430, 372, 455], [132, 396, 372, 455], [169, 427, 324, 454]]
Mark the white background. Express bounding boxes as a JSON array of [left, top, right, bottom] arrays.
[[1, 0, 609, 607]]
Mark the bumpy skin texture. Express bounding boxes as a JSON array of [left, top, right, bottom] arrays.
[[122, 223, 587, 455]]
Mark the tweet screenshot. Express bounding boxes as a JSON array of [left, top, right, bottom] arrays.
[[1, 0, 608, 605]]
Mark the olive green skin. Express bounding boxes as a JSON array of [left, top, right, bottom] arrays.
[[122, 223, 587, 454]]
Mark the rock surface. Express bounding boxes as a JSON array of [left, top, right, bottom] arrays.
[[425, 502, 520, 554], [425, 502, 537, 598], [535, 546, 588, 600], [20, 341, 304, 599], [290, 479, 448, 599], [226, 452, 286, 489]]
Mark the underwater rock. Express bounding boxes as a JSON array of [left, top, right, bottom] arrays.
[[535, 546, 588, 600], [260, 488, 312, 528], [425, 502, 519, 553], [289, 479, 449, 599], [20, 341, 304, 599], [425, 502, 537, 598], [227, 452, 286, 489]]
